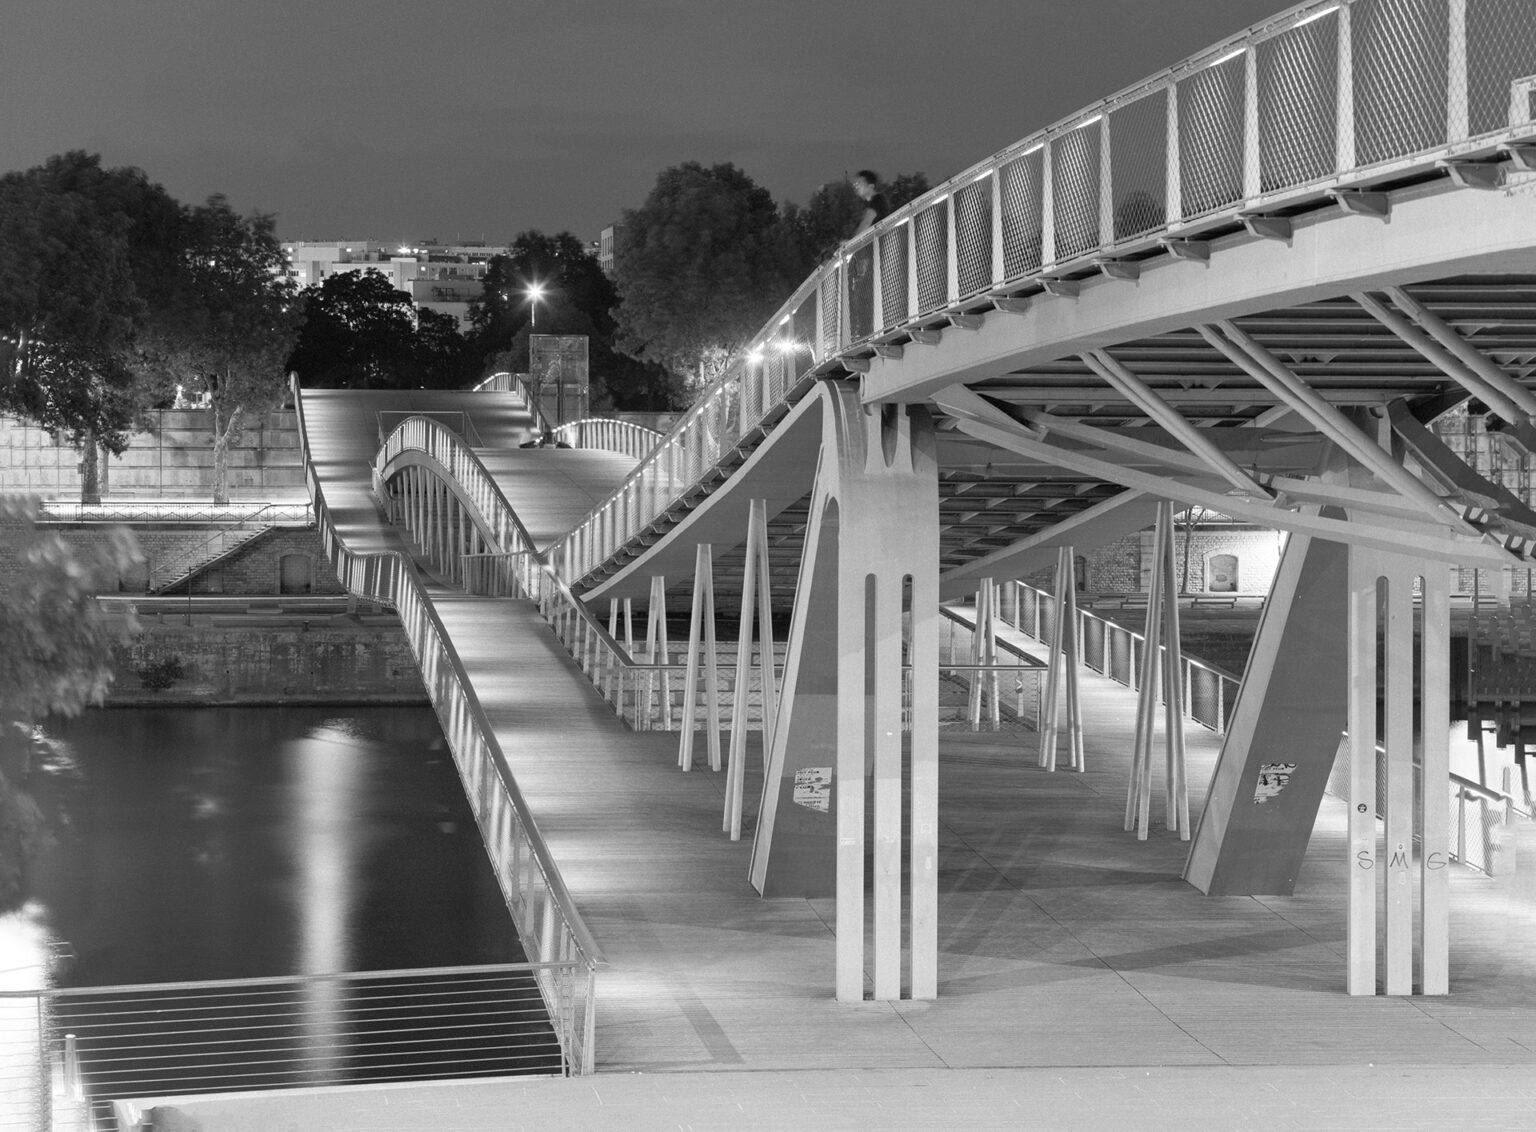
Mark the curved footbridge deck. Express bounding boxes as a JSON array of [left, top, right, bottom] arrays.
[[293, 388, 1536, 1086]]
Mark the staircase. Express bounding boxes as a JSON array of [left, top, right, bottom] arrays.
[[148, 527, 271, 594]]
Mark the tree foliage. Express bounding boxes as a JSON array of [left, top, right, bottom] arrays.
[[0, 495, 140, 911], [612, 163, 793, 390], [287, 269, 467, 391], [610, 165, 931, 397], [147, 196, 301, 503], [0, 153, 186, 497], [469, 230, 682, 412], [0, 152, 302, 503]]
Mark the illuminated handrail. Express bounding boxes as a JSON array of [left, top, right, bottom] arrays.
[[145, 502, 309, 593], [1, 963, 568, 1121], [292, 380, 598, 1076], [549, 0, 1536, 589], [551, 418, 665, 461]]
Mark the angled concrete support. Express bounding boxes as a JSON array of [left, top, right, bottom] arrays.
[[644, 576, 672, 731], [968, 579, 1001, 730], [1039, 548, 1085, 772], [679, 543, 723, 773], [1127, 505, 1186, 839], [1185, 523, 1348, 893], [724, 499, 777, 840], [748, 385, 940, 1002]]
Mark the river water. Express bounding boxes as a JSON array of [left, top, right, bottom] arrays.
[[6, 704, 523, 985]]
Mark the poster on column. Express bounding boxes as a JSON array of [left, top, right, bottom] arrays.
[[793, 766, 832, 812], [529, 335, 589, 430]]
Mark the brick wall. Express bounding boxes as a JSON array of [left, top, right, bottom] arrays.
[[111, 616, 426, 705], [12, 524, 343, 595], [0, 409, 305, 499], [1017, 527, 1283, 595]]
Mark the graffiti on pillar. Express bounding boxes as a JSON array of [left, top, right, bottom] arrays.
[[793, 767, 831, 812], [1253, 762, 1297, 804]]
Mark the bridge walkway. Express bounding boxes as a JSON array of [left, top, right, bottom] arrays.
[[295, 387, 1536, 1077], [142, 385, 1536, 1129], [143, 595, 1536, 1124]]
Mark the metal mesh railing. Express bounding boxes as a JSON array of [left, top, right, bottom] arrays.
[[1258, 12, 1341, 192], [913, 200, 949, 311], [1323, 736, 1517, 875], [954, 176, 994, 297], [1052, 118, 1104, 262], [1354, 0, 1450, 164], [1177, 52, 1247, 218], [1006, 580, 1241, 735], [1468, 0, 1536, 135], [879, 225, 910, 325], [1108, 89, 1168, 239]]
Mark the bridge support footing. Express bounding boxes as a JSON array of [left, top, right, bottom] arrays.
[[748, 387, 940, 1002]]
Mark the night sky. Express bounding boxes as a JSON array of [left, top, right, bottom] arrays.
[[1, 0, 1291, 244]]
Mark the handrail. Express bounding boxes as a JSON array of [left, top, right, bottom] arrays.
[[39, 500, 313, 525], [146, 501, 304, 593], [2, 962, 569, 1120], [547, 0, 1536, 592], [1007, 579, 1242, 734], [291, 378, 598, 1076], [375, 414, 637, 668], [552, 417, 665, 462], [1449, 769, 1509, 805]]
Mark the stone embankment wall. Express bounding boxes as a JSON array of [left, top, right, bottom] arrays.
[[0, 409, 305, 499], [109, 612, 427, 706], [17, 524, 346, 596]]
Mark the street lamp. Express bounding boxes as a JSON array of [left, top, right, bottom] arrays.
[[526, 282, 545, 328]]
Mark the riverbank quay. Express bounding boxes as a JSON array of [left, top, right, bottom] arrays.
[[100, 597, 427, 706]]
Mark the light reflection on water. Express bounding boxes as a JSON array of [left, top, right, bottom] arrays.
[[1, 705, 522, 993]]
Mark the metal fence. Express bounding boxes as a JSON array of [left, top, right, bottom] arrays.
[[38, 500, 313, 525], [551, 418, 666, 462], [1006, 580, 1241, 734], [297, 381, 599, 1078], [1322, 735, 1525, 874], [546, 0, 1536, 595], [1, 964, 564, 1128]]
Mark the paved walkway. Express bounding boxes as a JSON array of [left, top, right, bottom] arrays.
[[144, 389, 1536, 1127]]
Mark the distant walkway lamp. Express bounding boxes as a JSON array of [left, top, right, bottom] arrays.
[[526, 282, 546, 328]]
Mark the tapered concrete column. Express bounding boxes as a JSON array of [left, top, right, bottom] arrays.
[[1346, 546, 1450, 996], [748, 384, 940, 1002], [1185, 526, 1348, 894]]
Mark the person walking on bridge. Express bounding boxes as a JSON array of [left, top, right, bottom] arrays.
[[847, 170, 890, 339]]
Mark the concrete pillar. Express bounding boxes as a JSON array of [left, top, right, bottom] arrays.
[[748, 386, 940, 1002]]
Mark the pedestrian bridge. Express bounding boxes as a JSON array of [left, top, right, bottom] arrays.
[[295, 0, 1536, 1077]]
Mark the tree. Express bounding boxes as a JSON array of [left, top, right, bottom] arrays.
[[469, 230, 682, 411], [0, 153, 187, 502], [145, 197, 300, 505], [778, 170, 933, 282], [613, 163, 791, 392], [287, 270, 420, 389], [0, 496, 139, 911], [412, 307, 471, 390]]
